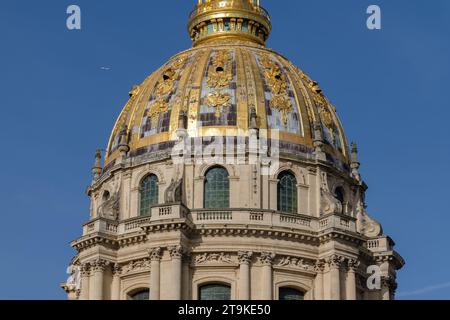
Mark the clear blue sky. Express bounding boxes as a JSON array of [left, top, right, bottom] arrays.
[[0, 0, 449, 300]]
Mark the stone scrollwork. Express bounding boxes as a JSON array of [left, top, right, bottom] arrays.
[[320, 172, 343, 215], [357, 199, 382, 237]]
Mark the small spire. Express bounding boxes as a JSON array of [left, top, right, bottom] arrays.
[[92, 149, 103, 181], [118, 125, 130, 155], [178, 109, 188, 130], [351, 142, 361, 181]]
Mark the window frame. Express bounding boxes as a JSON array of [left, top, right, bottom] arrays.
[[277, 171, 298, 214], [139, 174, 159, 216]]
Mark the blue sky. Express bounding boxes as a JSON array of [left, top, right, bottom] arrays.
[[0, 0, 449, 300]]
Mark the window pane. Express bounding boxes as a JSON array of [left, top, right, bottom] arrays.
[[277, 172, 298, 214], [279, 287, 304, 301], [199, 284, 231, 300], [204, 167, 230, 209], [129, 289, 149, 300], [140, 175, 159, 216]]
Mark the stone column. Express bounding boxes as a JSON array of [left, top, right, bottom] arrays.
[[260, 252, 275, 300], [90, 259, 109, 300], [314, 261, 325, 300], [327, 255, 343, 300], [346, 259, 359, 300], [169, 245, 183, 300], [381, 277, 395, 300], [182, 253, 191, 300], [238, 251, 253, 300], [79, 263, 90, 300], [149, 247, 162, 300], [111, 264, 122, 300]]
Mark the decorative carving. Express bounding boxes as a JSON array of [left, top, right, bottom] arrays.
[[80, 263, 91, 277], [205, 91, 232, 117], [65, 265, 81, 291], [357, 199, 382, 237], [260, 252, 275, 266], [112, 263, 122, 276], [277, 256, 314, 271], [169, 245, 183, 259], [326, 255, 345, 269], [165, 178, 183, 204], [207, 50, 233, 88], [122, 259, 151, 274], [320, 172, 343, 215], [314, 260, 326, 273], [259, 53, 292, 126], [195, 252, 234, 264], [147, 56, 187, 126], [347, 259, 360, 272], [238, 251, 253, 265], [97, 191, 120, 220], [91, 259, 110, 272], [148, 247, 163, 261]]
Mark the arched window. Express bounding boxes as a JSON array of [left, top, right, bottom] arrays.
[[140, 174, 159, 216], [277, 171, 298, 214], [199, 284, 231, 300], [335, 186, 345, 213], [128, 289, 149, 300], [204, 167, 230, 209], [279, 287, 304, 301]]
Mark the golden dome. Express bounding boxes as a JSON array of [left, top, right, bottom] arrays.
[[105, 0, 349, 171]]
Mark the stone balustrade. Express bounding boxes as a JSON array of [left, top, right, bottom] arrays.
[[82, 206, 358, 237]]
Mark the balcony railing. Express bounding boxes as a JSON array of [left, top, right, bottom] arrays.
[[82, 206, 358, 237]]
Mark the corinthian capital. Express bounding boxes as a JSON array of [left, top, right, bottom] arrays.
[[91, 259, 110, 272], [169, 245, 183, 259], [314, 260, 326, 272], [238, 251, 253, 265], [260, 252, 275, 266], [112, 263, 122, 276], [347, 259, 360, 272], [326, 255, 344, 269], [80, 263, 91, 277], [148, 247, 163, 261]]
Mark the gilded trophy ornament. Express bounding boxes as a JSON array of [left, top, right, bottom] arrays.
[[259, 53, 292, 126], [205, 91, 232, 117]]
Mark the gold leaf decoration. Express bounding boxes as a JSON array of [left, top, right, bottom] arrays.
[[146, 56, 187, 126], [205, 91, 232, 117], [259, 53, 293, 125], [207, 50, 233, 88]]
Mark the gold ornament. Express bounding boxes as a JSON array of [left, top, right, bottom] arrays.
[[205, 91, 232, 117], [207, 50, 233, 88], [259, 53, 292, 125]]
